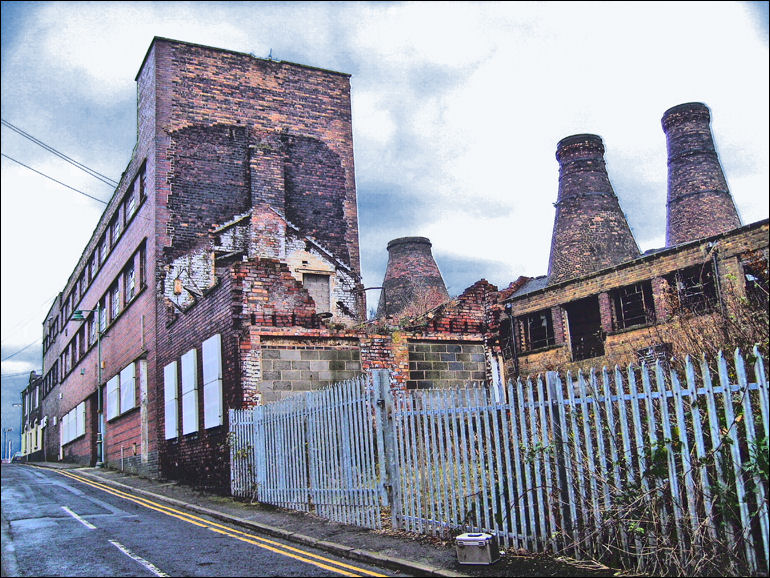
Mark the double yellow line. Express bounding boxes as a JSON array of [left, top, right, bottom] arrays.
[[33, 466, 387, 577]]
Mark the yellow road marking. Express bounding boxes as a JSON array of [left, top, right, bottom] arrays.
[[30, 466, 388, 577]]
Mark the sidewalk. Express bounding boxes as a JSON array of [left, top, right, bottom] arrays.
[[26, 461, 618, 577]]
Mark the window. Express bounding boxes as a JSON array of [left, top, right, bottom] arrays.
[[611, 281, 655, 330], [303, 273, 331, 313], [99, 298, 107, 332], [668, 263, 717, 313], [202, 334, 223, 429], [181, 349, 198, 435], [164, 362, 178, 440], [61, 402, 86, 445], [111, 283, 121, 320], [88, 314, 96, 346], [126, 263, 136, 301], [99, 238, 107, 266], [120, 363, 136, 413], [106, 375, 120, 420], [126, 190, 136, 219], [516, 309, 556, 352], [113, 205, 123, 241], [741, 253, 769, 306]]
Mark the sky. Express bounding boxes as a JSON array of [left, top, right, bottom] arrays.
[[1, 1, 768, 451]]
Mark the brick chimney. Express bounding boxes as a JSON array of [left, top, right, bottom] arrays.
[[376, 237, 450, 319], [547, 134, 639, 284], [662, 102, 741, 246]]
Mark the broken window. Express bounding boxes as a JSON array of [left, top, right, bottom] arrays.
[[741, 251, 769, 306], [610, 281, 655, 330], [565, 296, 604, 361], [515, 309, 555, 352], [303, 273, 331, 313], [668, 263, 717, 313]]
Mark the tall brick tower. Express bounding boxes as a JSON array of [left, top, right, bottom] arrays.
[[662, 102, 741, 246], [376, 237, 450, 318], [547, 134, 640, 284]]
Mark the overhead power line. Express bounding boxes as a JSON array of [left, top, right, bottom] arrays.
[[1, 153, 108, 205], [1, 338, 41, 362], [1, 119, 119, 187]]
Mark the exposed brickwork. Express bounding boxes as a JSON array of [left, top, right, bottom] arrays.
[[509, 221, 769, 375], [153, 38, 361, 280], [662, 102, 741, 247], [377, 237, 449, 318], [166, 124, 251, 260], [157, 271, 242, 492], [547, 134, 639, 284]]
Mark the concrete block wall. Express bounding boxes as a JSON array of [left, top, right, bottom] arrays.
[[407, 342, 486, 389], [260, 346, 361, 402]]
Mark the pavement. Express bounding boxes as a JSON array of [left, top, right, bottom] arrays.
[[20, 461, 620, 577]]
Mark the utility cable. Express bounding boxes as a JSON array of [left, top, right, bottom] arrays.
[[1, 119, 119, 187], [1, 338, 41, 362], [1, 153, 108, 205]]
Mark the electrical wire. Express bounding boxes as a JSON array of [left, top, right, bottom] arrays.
[[1, 338, 41, 362], [1, 153, 108, 204], [1, 119, 119, 187]]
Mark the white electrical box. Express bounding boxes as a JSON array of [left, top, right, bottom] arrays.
[[455, 532, 500, 565]]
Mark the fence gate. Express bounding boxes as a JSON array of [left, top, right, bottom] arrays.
[[230, 374, 386, 529]]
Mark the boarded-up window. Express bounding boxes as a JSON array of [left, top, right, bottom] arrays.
[[303, 273, 331, 313], [106, 375, 120, 420], [120, 362, 135, 413], [181, 348, 198, 435], [75, 402, 86, 438], [164, 361, 178, 440], [202, 334, 223, 429]]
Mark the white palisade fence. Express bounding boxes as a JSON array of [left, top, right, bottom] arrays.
[[231, 348, 768, 575]]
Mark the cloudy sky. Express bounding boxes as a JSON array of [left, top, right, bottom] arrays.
[[1, 1, 768, 445]]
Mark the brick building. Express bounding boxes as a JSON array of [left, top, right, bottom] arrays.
[[503, 103, 768, 376], [26, 37, 499, 491]]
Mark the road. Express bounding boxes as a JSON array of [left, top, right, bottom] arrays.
[[1, 464, 402, 577]]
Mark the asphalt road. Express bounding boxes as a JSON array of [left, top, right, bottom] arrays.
[[1, 464, 403, 577]]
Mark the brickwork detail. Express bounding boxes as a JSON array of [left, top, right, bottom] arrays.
[[662, 102, 742, 246], [547, 134, 639, 284], [377, 237, 449, 318]]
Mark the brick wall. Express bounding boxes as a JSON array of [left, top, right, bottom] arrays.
[[147, 38, 361, 278], [510, 220, 769, 375], [157, 271, 242, 492]]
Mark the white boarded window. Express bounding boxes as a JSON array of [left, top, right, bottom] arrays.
[[202, 334, 223, 429], [106, 375, 120, 420], [61, 413, 69, 444], [120, 363, 136, 413], [181, 348, 198, 435], [164, 361, 178, 440], [76, 402, 86, 438]]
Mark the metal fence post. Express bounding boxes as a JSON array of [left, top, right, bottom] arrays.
[[546, 371, 572, 545], [373, 369, 401, 529]]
